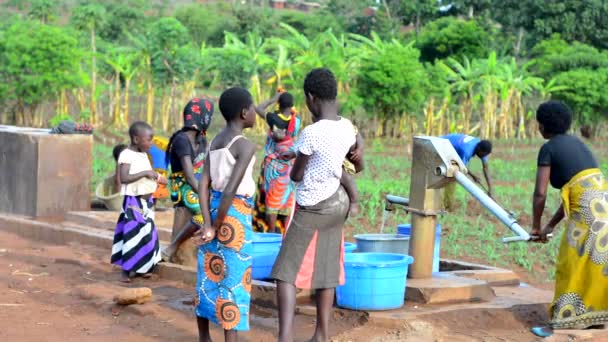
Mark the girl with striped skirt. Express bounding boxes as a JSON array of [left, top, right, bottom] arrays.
[[111, 121, 164, 283]]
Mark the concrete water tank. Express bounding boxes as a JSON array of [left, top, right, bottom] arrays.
[[0, 125, 92, 217]]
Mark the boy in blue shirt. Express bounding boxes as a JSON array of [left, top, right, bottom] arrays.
[[440, 134, 493, 210]]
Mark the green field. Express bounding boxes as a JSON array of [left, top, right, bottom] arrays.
[[91, 130, 608, 286]]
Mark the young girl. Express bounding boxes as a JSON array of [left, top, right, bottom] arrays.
[[253, 89, 301, 234], [193, 87, 257, 342], [271, 68, 364, 342], [162, 98, 214, 261], [111, 121, 164, 283]]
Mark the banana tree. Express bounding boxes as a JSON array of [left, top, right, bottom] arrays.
[[103, 48, 141, 128]]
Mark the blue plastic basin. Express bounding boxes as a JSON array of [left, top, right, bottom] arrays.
[[252, 232, 283, 255], [251, 250, 280, 280], [344, 242, 357, 253], [336, 253, 414, 311], [397, 224, 441, 273]]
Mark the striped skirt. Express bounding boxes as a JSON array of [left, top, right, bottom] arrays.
[[111, 195, 161, 274], [271, 187, 350, 289]]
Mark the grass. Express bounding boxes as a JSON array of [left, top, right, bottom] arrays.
[[90, 131, 608, 286], [345, 137, 608, 285]]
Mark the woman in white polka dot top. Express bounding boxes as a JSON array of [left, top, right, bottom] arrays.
[[271, 68, 364, 342]]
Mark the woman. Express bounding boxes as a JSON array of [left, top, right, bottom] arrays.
[[271, 68, 363, 342], [252, 89, 301, 234], [162, 98, 214, 261], [530, 100, 608, 336]]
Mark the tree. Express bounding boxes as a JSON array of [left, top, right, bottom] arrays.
[[71, 3, 107, 125], [397, 0, 439, 33], [493, 0, 608, 51], [529, 35, 608, 79], [416, 17, 491, 63], [103, 46, 140, 127], [451, 0, 493, 19], [0, 21, 84, 125], [358, 40, 428, 136], [553, 68, 608, 132], [99, 1, 146, 43], [148, 17, 199, 130], [174, 3, 238, 46], [28, 0, 57, 24]]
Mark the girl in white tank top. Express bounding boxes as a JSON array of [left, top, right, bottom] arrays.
[[191, 87, 257, 340]]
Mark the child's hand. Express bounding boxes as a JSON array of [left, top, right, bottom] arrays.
[[192, 225, 216, 246], [145, 171, 159, 180], [349, 147, 363, 162], [279, 151, 296, 160], [348, 202, 360, 217], [157, 174, 168, 185]]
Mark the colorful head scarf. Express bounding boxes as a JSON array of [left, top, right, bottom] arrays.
[[183, 98, 214, 134]]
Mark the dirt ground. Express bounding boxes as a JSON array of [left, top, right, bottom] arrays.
[[1, 229, 607, 342], [0, 230, 364, 342]]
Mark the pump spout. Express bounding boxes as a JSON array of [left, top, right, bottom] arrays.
[[454, 171, 531, 243], [385, 194, 410, 211]]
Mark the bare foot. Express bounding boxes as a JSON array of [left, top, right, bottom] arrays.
[[120, 271, 131, 283]]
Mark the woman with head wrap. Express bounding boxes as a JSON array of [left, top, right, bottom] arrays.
[[162, 98, 214, 261]]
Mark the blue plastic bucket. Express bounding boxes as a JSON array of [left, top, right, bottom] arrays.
[[344, 242, 357, 253], [336, 253, 414, 311], [251, 250, 279, 280], [397, 224, 441, 273], [252, 233, 283, 254]]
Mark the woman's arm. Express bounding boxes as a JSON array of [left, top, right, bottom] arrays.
[[290, 153, 311, 182], [482, 160, 493, 198], [547, 203, 565, 228], [193, 159, 213, 244], [198, 159, 212, 225], [180, 156, 199, 193], [254, 92, 282, 120], [119, 163, 157, 184], [532, 166, 551, 233], [212, 140, 256, 231]]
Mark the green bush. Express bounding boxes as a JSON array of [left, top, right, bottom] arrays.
[[416, 17, 491, 63]]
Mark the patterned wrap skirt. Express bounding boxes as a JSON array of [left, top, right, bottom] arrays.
[[170, 172, 203, 224], [550, 168, 608, 329], [271, 187, 349, 289], [195, 190, 253, 331], [253, 138, 296, 235], [111, 196, 161, 274]]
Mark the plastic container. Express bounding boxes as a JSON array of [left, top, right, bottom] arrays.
[[336, 253, 414, 310], [251, 250, 280, 280], [344, 242, 357, 253], [354, 234, 410, 255], [252, 233, 283, 255], [95, 174, 123, 211], [397, 224, 441, 273]]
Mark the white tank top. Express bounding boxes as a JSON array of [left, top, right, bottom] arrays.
[[209, 135, 256, 198]]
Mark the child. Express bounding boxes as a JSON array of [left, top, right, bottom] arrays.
[[111, 122, 165, 283], [341, 125, 364, 216], [271, 68, 364, 342], [192, 87, 257, 341], [253, 89, 301, 234], [162, 98, 214, 262], [112, 144, 127, 193]]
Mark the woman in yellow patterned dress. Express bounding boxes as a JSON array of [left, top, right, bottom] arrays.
[[530, 101, 608, 336]]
